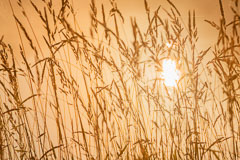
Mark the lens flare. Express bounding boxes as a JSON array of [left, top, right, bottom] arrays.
[[161, 59, 180, 87], [166, 42, 172, 48]]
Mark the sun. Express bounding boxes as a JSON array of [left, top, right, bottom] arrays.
[[161, 59, 180, 87]]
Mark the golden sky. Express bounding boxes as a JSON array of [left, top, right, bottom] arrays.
[[0, 0, 232, 53]]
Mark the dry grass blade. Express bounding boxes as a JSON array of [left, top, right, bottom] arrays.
[[166, 0, 181, 16], [1, 0, 240, 159], [40, 144, 63, 160]]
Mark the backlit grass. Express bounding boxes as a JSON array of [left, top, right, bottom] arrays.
[[0, 0, 240, 159]]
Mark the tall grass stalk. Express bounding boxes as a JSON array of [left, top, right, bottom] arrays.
[[0, 0, 240, 159]]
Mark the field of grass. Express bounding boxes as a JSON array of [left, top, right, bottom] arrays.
[[0, 0, 240, 159]]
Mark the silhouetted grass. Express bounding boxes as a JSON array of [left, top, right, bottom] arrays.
[[0, 0, 240, 159]]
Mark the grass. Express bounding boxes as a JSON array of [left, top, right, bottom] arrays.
[[0, 0, 240, 159]]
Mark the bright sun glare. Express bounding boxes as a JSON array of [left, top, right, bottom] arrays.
[[161, 59, 180, 87]]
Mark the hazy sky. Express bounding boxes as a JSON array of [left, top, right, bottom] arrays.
[[0, 0, 233, 53]]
